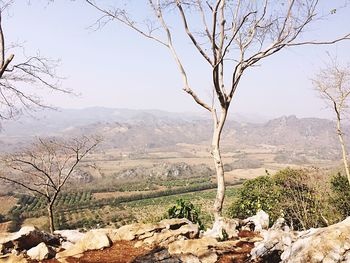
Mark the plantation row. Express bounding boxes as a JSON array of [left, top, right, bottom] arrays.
[[55, 186, 241, 231], [9, 179, 244, 221], [82, 176, 212, 193], [10, 191, 94, 215]]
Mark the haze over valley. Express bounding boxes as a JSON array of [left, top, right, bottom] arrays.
[[0, 107, 346, 194]]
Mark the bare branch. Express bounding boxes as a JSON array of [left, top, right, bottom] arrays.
[[176, 1, 213, 65], [287, 33, 350, 47], [85, 0, 168, 47]]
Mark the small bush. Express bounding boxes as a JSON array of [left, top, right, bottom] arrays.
[[167, 199, 204, 230], [273, 168, 327, 230]]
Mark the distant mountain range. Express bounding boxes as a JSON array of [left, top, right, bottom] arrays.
[[0, 108, 348, 160]]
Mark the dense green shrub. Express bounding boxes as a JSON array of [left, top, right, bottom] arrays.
[[167, 199, 204, 230], [228, 176, 280, 223], [229, 168, 329, 230]]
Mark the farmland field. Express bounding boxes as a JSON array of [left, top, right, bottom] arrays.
[[0, 138, 337, 233]]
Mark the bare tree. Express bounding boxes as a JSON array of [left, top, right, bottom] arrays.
[[0, 1, 71, 122], [86, 0, 350, 219], [0, 136, 101, 233], [312, 58, 350, 184]]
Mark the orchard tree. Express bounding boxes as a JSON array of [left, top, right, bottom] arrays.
[[0, 136, 101, 233], [312, 58, 350, 184], [86, 0, 350, 219], [0, 1, 70, 122]]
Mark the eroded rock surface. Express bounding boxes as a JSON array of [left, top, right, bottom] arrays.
[[56, 230, 111, 261], [203, 217, 240, 240], [252, 216, 350, 263], [282, 217, 350, 262], [0, 226, 59, 255]]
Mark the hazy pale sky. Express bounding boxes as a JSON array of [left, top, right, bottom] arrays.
[[4, 0, 350, 119]]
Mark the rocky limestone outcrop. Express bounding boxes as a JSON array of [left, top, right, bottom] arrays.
[[10, 211, 350, 263], [168, 236, 262, 263], [55, 218, 199, 262], [0, 214, 266, 263], [0, 226, 59, 255], [251, 216, 350, 263], [56, 230, 111, 261], [282, 217, 350, 262], [108, 218, 199, 245]]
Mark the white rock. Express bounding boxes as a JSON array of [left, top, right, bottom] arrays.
[[56, 230, 111, 260], [26, 242, 54, 261], [281, 218, 350, 262], [203, 217, 240, 239], [243, 210, 269, 232], [55, 230, 85, 244]]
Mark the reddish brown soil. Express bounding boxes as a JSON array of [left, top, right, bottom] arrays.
[[42, 241, 152, 263], [218, 242, 255, 263]]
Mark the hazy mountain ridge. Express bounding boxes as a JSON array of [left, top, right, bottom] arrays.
[[0, 108, 347, 159]]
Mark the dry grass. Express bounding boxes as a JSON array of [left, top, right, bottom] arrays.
[[23, 216, 48, 229], [0, 196, 17, 214], [0, 221, 11, 233]]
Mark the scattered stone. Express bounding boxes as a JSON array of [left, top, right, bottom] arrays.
[[26, 242, 55, 261]]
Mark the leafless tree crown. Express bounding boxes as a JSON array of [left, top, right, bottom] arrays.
[[86, 0, 350, 115], [0, 136, 101, 200], [0, 1, 71, 122], [312, 58, 350, 117]]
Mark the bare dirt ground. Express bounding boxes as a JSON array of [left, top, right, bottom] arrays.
[[39, 241, 151, 263]]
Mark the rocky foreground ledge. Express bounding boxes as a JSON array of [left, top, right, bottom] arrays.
[[1, 211, 350, 263]]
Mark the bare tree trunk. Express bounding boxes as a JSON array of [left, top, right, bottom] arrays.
[[337, 117, 350, 184], [212, 108, 228, 219], [47, 203, 55, 234]]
